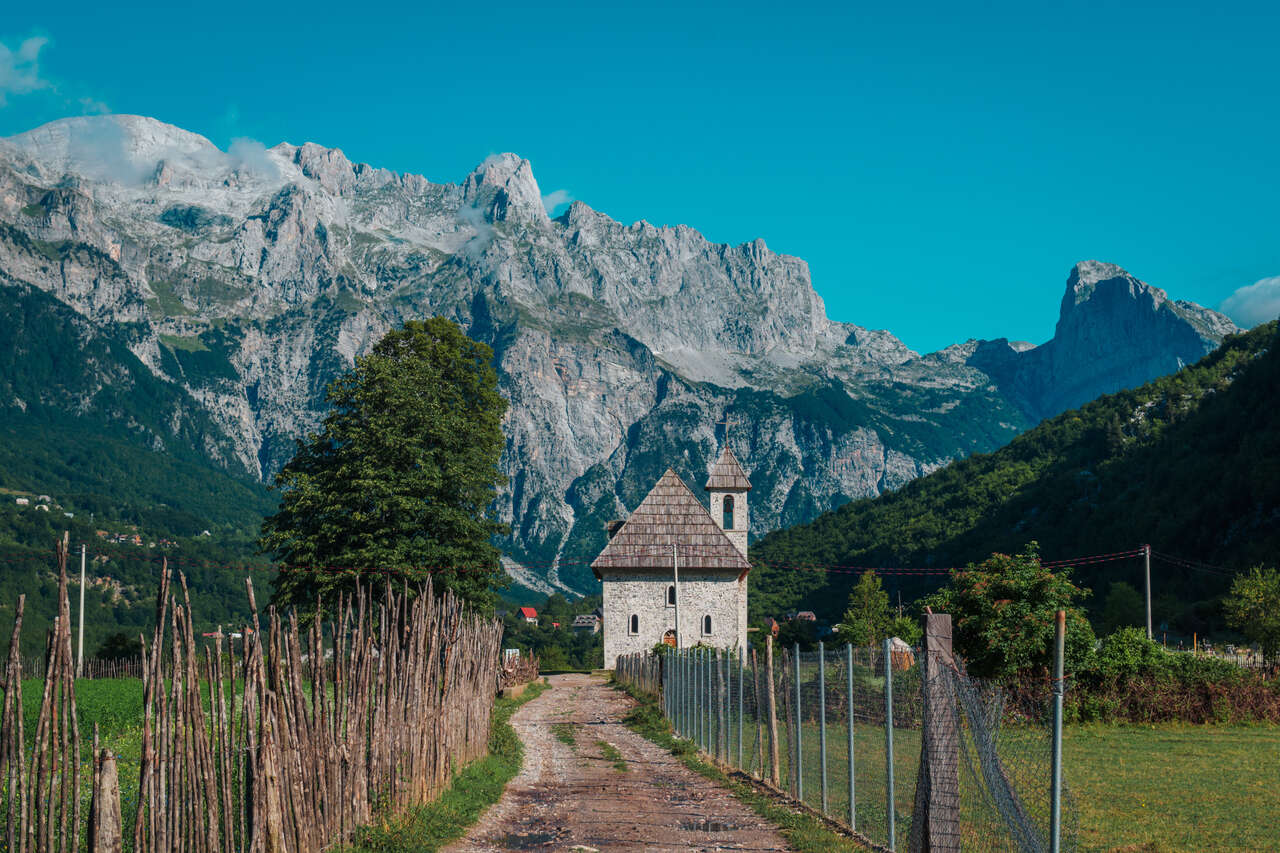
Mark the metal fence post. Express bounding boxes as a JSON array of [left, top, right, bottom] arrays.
[[737, 651, 745, 770], [698, 647, 704, 749], [1050, 609, 1066, 853], [794, 643, 803, 802], [717, 650, 726, 760], [684, 649, 690, 738], [706, 648, 716, 747], [847, 642, 856, 830], [884, 637, 896, 851], [819, 640, 828, 814], [721, 650, 729, 761]]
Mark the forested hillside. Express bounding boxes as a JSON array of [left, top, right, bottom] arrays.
[[0, 279, 276, 651], [750, 321, 1280, 636]]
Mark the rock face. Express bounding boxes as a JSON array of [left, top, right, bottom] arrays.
[[0, 115, 1239, 595], [968, 260, 1240, 420]]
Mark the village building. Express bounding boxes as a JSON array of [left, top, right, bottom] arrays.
[[572, 614, 600, 633], [591, 446, 752, 669], [517, 606, 538, 625]]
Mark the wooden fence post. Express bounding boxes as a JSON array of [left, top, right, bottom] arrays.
[[765, 636, 780, 787], [910, 613, 961, 852], [88, 749, 122, 853]]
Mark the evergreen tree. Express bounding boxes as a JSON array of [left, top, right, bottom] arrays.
[[836, 571, 893, 647], [262, 318, 509, 611]]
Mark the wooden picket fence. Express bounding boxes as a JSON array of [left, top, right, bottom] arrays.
[[0, 535, 504, 852], [614, 651, 662, 695]]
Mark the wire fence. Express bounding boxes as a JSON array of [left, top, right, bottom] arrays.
[[617, 633, 1076, 852]]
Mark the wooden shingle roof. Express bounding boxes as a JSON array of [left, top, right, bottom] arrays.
[[704, 446, 752, 491], [591, 468, 750, 577]]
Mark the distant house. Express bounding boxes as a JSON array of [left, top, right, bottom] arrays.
[[14, 498, 28, 506], [517, 606, 538, 625], [551, 622, 561, 629], [572, 614, 600, 634], [35, 504, 49, 512], [794, 611, 817, 622], [37, 495, 51, 503]]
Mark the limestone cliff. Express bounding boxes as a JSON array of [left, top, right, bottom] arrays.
[[0, 115, 1238, 595]]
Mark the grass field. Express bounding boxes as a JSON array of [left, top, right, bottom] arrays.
[[670, 693, 1279, 852], [1067, 724, 1280, 852]]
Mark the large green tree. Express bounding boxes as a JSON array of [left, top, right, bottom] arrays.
[[923, 544, 1095, 680], [1223, 566, 1280, 664], [261, 318, 508, 610]]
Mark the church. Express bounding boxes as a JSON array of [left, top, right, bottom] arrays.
[[591, 446, 752, 669]]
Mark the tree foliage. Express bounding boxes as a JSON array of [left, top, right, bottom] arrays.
[[1224, 566, 1280, 664], [922, 544, 1095, 680], [262, 318, 509, 611], [836, 571, 893, 647]]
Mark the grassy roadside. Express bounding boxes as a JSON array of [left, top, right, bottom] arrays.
[[613, 680, 871, 853], [343, 680, 550, 852]]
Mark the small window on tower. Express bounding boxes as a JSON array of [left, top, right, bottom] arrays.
[[629, 614, 639, 635], [723, 495, 735, 530], [703, 614, 712, 635], [667, 585, 676, 606]]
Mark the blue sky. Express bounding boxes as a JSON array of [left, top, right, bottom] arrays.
[[2, 1, 1277, 352]]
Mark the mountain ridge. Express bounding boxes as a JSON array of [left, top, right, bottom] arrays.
[[0, 114, 1239, 595]]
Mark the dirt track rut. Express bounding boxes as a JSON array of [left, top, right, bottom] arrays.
[[443, 673, 791, 852]]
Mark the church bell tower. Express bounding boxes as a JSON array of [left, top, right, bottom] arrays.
[[705, 445, 751, 557]]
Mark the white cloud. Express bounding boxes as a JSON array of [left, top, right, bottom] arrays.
[[541, 188, 573, 215], [227, 137, 279, 179], [0, 35, 50, 106], [1219, 276, 1280, 329]]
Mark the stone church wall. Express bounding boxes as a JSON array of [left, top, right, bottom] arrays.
[[602, 571, 747, 669]]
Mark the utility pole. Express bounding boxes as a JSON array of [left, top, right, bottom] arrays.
[[672, 544, 682, 649], [1144, 544, 1152, 641], [77, 542, 86, 678]]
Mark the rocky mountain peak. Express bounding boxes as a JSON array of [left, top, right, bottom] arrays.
[[279, 141, 359, 194], [462, 153, 547, 223], [969, 261, 1240, 422], [5, 115, 219, 185], [1059, 260, 1237, 342]]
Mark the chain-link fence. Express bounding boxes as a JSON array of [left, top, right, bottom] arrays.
[[638, 627, 1075, 852]]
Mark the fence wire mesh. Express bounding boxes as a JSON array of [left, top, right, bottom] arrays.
[[624, 642, 1076, 852]]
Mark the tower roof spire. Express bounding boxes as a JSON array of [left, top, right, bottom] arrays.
[[705, 446, 752, 492]]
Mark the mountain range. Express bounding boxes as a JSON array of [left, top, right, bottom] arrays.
[[751, 320, 1280, 637], [0, 115, 1239, 596]]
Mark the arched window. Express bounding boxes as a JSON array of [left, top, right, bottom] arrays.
[[723, 495, 735, 530], [629, 614, 639, 635], [702, 614, 712, 635], [667, 585, 676, 606]]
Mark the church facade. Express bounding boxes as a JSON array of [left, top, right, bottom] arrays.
[[591, 447, 752, 669]]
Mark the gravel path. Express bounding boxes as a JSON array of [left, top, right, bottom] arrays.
[[443, 673, 792, 852]]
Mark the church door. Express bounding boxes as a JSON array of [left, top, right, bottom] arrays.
[[662, 630, 677, 647]]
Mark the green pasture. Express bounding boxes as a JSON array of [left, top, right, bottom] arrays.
[[1066, 724, 1280, 852], [681, 699, 1279, 852]]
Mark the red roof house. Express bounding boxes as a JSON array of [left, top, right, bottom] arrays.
[[517, 606, 538, 624]]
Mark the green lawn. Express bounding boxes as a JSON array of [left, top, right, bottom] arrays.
[[674, 695, 1279, 852], [1067, 724, 1280, 852]]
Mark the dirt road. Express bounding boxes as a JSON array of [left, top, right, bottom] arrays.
[[444, 673, 791, 852]]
